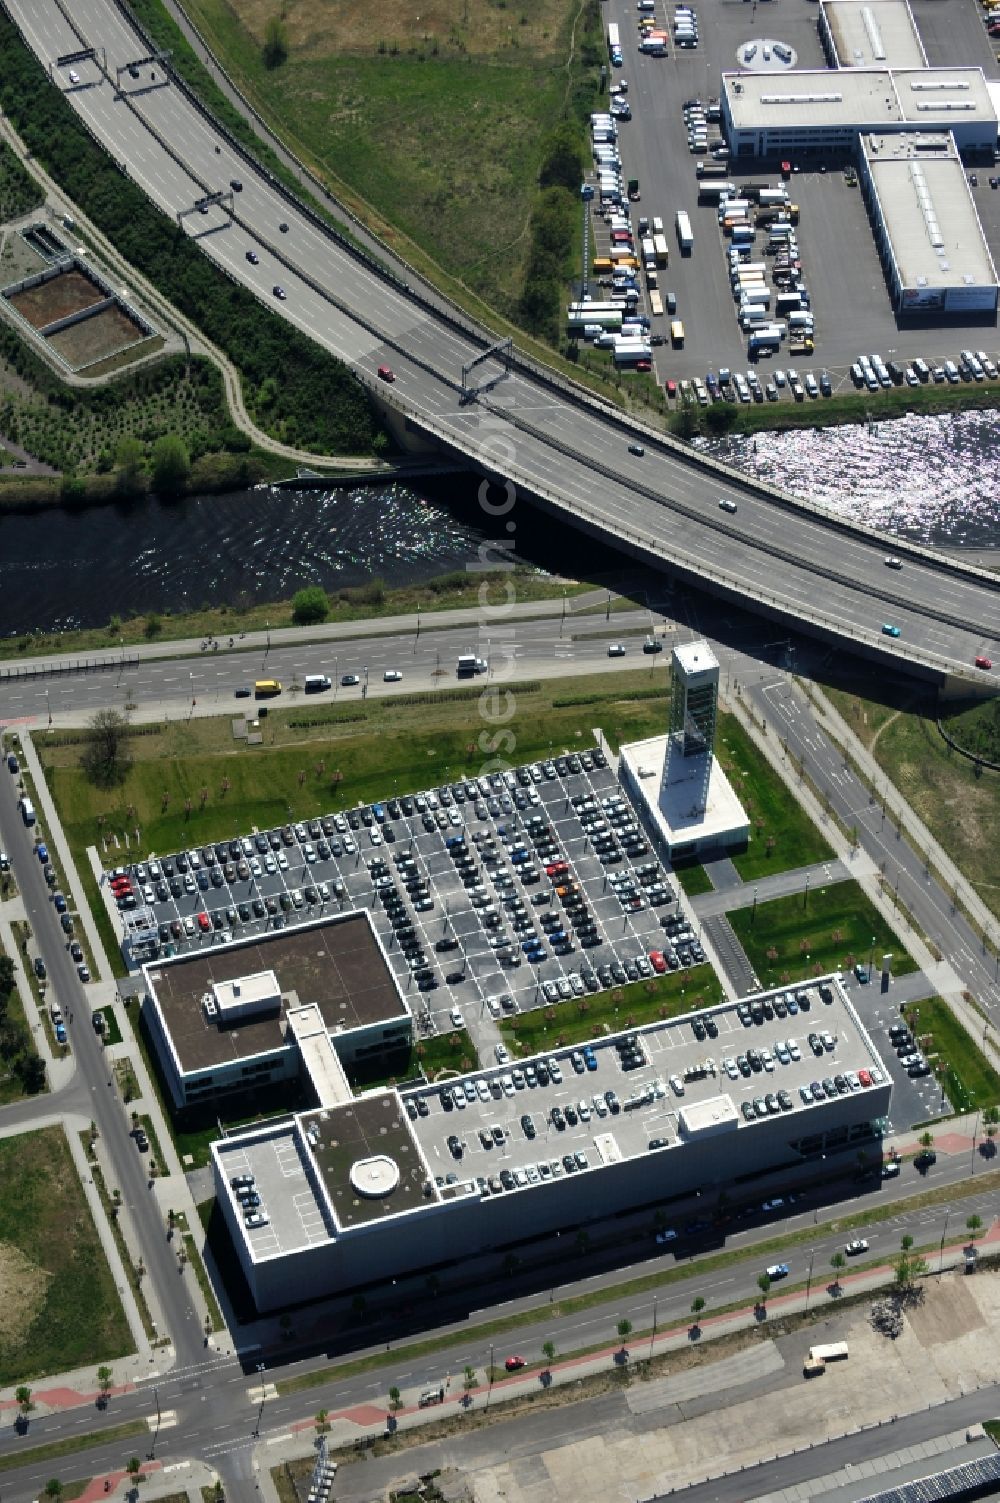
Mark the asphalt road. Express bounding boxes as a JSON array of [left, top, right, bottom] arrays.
[[5, 0, 999, 679]]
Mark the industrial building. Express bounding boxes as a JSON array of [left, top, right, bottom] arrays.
[[819, 0, 927, 72], [859, 133, 999, 313], [212, 976, 891, 1313], [142, 911, 412, 1111], [618, 641, 750, 860], [721, 66, 998, 160]]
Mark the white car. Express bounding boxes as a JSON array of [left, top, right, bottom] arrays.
[[384, 670, 403, 682], [449, 1007, 465, 1029], [486, 996, 503, 1019], [669, 1074, 685, 1096], [68, 68, 80, 83], [608, 642, 626, 657], [845, 1238, 869, 1255]]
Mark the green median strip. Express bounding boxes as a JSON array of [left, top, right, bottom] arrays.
[[277, 1164, 1000, 1396], [0, 1418, 146, 1474]]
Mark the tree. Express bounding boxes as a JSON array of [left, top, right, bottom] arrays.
[[966, 1214, 984, 1244], [463, 1363, 477, 1391], [262, 14, 289, 67], [114, 435, 145, 494], [143, 613, 162, 640], [542, 1339, 556, 1365], [829, 1251, 846, 1291], [150, 434, 191, 495], [291, 586, 330, 625], [126, 1456, 142, 1484], [919, 1131, 935, 1153], [316, 1407, 330, 1431], [80, 707, 133, 787], [900, 1234, 914, 1255], [616, 1317, 632, 1348], [96, 1365, 113, 1404], [44, 1481, 63, 1500], [388, 1386, 402, 1411], [16, 1384, 33, 1419], [690, 1296, 706, 1332], [756, 1273, 771, 1306]]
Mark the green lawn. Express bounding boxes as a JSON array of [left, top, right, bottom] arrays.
[[728, 880, 914, 989], [902, 997, 1000, 1115], [714, 717, 833, 881], [824, 683, 1000, 925], [0, 1127, 131, 1385], [501, 965, 723, 1053], [94, 1005, 123, 1046], [673, 862, 713, 897], [36, 670, 671, 869]]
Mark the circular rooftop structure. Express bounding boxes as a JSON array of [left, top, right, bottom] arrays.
[[736, 39, 798, 70], [349, 1154, 400, 1199]]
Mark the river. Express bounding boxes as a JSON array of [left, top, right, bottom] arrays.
[[1, 409, 997, 636]]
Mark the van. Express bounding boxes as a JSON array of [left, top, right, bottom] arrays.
[[304, 674, 332, 694], [6, 753, 19, 774], [254, 679, 282, 698], [20, 797, 35, 826], [670, 319, 685, 347]]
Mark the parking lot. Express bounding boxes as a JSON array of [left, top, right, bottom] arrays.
[[108, 747, 716, 1063], [594, 0, 1000, 388]]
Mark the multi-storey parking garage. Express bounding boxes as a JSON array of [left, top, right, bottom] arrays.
[[211, 975, 891, 1311]]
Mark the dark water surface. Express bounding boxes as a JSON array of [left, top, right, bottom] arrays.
[[1, 408, 997, 636]]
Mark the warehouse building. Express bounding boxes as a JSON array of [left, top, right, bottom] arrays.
[[618, 641, 749, 860], [819, 0, 927, 72], [858, 132, 999, 313], [142, 912, 412, 1111], [721, 67, 998, 160], [212, 976, 891, 1313]]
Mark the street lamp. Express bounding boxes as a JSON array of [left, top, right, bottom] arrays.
[[486, 1342, 495, 1409], [149, 1385, 161, 1459], [253, 1362, 266, 1437], [939, 1209, 950, 1277], [805, 1248, 815, 1310], [868, 935, 876, 981], [265, 619, 271, 662], [649, 1292, 658, 1360]]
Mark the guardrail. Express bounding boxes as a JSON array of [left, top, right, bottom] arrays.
[[0, 654, 140, 681]]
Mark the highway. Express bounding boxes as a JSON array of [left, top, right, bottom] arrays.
[[4, 0, 999, 680]]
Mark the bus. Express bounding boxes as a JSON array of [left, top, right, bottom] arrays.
[[670, 319, 685, 347], [254, 679, 282, 698], [649, 289, 664, 317], [653, 233, 669, 266]]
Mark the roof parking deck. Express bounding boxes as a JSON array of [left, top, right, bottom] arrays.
[[402, 976, 890, 1190]]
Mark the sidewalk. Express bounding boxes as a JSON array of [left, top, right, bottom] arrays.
[[718, 685, 1000, 1078], [253, 1215, 1000, 1491]]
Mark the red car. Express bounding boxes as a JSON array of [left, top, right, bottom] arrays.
[[781, 159, 792, 177], [504, 1355, 526, 1371], [665, 379, 677, 398], [197, 912, 211, 932], [377, 365, 395, 383], [858, 1068, 871, 1086], [975, 654, 993, 670], [545, 861, 569, 878], [649, 949, 667, 974]]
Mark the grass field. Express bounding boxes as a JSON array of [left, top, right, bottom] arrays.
[[0, 1127, 131, 1385], [728, 880, 914, 989], [177, 0, 600, 318], [36, 669, 671, 868], [902, 997, 1000, 1115], [714, 717, 833, 881], [501, 965, 723, 1053], [825, 684, 1000, 923]]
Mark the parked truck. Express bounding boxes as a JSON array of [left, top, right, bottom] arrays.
[[803, 1342, 849, 1377], [675, 210, 693, 252]]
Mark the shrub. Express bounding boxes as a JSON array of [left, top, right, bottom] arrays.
[[291, 586, 331, 625]]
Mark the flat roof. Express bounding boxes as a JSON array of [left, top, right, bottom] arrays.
[[821, 0, 926, 71], [145, 911, 407, 1075], [673, 640, 719, 678], [620, 733, 749, 851], [302, 1093, 429, 1229], [723, 67, 996, 132], [219, 977, 890, 1261], [862, 133, 998, 291], [404, 976, 887, 1185]]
